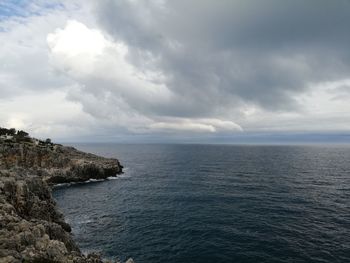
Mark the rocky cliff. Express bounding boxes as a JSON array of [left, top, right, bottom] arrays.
[[0, 140, 127, 263], [0, 142, 122, 185]]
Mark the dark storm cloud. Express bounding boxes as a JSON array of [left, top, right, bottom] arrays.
[[93, 0, 350, 116]]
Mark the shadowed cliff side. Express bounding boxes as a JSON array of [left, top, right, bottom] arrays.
[[0, 129, 129, 263]]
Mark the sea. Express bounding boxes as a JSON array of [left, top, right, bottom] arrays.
[[53, 144, 350, 263]]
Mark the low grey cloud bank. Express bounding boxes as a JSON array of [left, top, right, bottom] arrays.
[[1, 0, 350, 141]]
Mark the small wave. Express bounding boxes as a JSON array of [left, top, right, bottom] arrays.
[[53, 178, 105, 188], [77, 219, 93, 224], [107, 176, 119, 180], [53, 183, 71, 188], [113, 173, 131, 179], [85, 178, 105, 183], [53, 173, 131, 188]]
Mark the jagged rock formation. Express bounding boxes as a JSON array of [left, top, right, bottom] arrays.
[[0, 138, 126, 263]]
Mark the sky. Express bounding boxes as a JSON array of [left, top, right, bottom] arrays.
[[1, 0, 350, 143]]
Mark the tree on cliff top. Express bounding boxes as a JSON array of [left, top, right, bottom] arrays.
[[17, 130, 29, 138], [0, 127, 16, 135]]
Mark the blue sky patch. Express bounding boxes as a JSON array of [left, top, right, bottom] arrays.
[[0, 0, 29, 19], [0, 0, 64, 20]]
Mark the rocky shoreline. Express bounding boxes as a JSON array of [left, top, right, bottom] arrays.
[[0, 138, 129, 263]]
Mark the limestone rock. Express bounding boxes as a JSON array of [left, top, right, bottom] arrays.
[[0, 139, 128, 263]]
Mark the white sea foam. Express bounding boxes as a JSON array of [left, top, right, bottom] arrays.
[[85, 178, 105, 183], [53, 172, 130, 188]]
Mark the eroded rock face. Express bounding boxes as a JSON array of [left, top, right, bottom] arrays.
[[0, 143, 123, 185], [0, 174, 102, 263], [0, 142, 126, 263]]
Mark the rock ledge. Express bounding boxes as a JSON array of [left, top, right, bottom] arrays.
[[0, 137, 128, 263]]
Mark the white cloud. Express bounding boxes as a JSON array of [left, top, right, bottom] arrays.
[[48, 20, 173, 109], [47, 20, 109, 76], [0, 90, 90, 139], [150, 121, 216, 133], [148, 118, 242, 133]]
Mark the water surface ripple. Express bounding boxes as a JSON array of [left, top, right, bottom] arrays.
[[53, 144, 350, 263]]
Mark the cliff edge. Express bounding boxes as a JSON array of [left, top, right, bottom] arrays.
[[0, 129, 126, 263]]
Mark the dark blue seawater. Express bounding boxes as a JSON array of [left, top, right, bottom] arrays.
[[53, 144, 350, 263]]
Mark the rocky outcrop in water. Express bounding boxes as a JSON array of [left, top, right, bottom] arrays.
[[0, 134, 126, 263]]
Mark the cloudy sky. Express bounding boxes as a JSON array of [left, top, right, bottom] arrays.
[[1, 0, 350, 142]]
